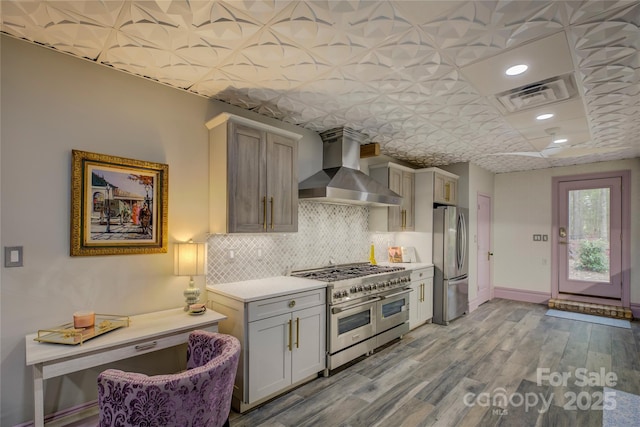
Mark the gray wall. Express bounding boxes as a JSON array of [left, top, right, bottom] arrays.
[[493, 159, 640, 301], [0, 35, 320, 426]]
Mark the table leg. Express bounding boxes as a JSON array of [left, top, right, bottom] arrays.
[[33, 364, 44, 427]]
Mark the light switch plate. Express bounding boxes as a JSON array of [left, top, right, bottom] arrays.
[[4, 246, 23, 267], [533, 234, 542, 241]]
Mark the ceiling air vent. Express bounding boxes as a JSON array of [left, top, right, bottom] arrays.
[[494, 73, 577, 114]]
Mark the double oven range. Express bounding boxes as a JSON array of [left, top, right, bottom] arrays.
[[292, 263, 412, 374]]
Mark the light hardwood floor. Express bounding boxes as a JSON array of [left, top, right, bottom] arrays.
[[229, 298, 640, 427]]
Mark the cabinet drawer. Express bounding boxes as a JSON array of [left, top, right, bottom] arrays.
[[411, 266, 434, 282], [248, 289, 325, 322], [41, 326, 218, 379]]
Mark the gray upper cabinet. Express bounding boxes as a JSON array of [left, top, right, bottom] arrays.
[[418, 167, 458, 206], [207, 113, 301, 233], [369, 163, 415, 232]]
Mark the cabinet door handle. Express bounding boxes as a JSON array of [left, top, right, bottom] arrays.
[[135, 341, 157, 352], [288, 319, 292, 352], [420, 283, 424, 302], [270, 196, 274, 230], [262, 196, 267, 230], [296, 317, 300, 349], [445, 182, 451, 201]]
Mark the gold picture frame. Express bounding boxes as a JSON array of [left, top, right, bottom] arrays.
[[71, 150, 168, 256]]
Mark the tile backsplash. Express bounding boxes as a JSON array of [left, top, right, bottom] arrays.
[[207, 201, 396, 284]]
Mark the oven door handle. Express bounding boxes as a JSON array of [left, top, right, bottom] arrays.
[[331, 297, 381, 314], [380, 288, 413, 299]]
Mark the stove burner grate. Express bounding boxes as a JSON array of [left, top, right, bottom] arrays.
[[292, 263, 405, 282]]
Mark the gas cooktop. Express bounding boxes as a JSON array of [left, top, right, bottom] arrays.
[[291, 263, 405, 282]]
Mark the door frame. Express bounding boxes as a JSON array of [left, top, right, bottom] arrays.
[[551, 170, 631, 307], [476, 192, 492, 307]]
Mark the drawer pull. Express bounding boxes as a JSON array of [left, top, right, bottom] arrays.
[[135, 341, 158, 351], [288, 300, 296, 308]]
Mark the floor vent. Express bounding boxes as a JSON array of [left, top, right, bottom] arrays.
[[494, 73, 577, 114], [548, 298, 632, 320]]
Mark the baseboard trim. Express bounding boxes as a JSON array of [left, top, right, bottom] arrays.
[[16, 400, 98, 427], [631, 303, 640, 320], [493, 287, 551, 304]]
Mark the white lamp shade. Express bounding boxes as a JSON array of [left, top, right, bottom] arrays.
[[174, 241, 206, 276]]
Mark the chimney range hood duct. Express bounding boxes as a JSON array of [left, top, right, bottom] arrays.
[[298, 127, 402, 206]]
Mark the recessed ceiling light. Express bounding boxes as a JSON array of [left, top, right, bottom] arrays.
[[536, 113, 554, 120], [505, 64, 528, 76], [553, 138, 568, 144]]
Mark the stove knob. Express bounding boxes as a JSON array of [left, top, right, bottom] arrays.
[[357, 285, 363, 292], [372, 284, 377, 290], [333, 292, 341, 299], [350, 287, 357, 294], [364, 284, 371, 291], [343, 290, 349, 297]]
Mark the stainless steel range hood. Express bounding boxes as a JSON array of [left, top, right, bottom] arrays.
[[299, 128, 402, 206]]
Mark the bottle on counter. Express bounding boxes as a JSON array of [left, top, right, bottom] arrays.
[[369, 243, 377, 265]]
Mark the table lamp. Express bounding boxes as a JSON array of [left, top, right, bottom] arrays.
[[174, 240, 206, 311]]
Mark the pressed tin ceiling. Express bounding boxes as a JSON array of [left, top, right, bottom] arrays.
[[1, 1, 638, 173]]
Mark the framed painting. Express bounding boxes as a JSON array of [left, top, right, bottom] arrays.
[[71, 150, 168, 256]]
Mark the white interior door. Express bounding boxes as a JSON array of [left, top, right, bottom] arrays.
[[477, 194, 491, 305]]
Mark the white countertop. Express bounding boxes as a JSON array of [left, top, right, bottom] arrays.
[[378, 262, 434, 270], [206, 276, 327, 303]]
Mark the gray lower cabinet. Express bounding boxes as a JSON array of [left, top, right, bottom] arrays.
[[409, 266, 434, 329], [208, 288, 326, 413]]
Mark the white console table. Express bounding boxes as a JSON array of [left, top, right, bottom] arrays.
[[25, 308, 226, 427]]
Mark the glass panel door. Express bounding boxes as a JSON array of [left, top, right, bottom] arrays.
[[557, 177, 622, 299]]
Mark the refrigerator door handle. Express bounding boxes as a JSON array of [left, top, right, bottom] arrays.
[[456, 213, 467, 273], [448, 275, 468, 286]]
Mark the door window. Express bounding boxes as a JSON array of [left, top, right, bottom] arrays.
[[567, 188, 610, 283]]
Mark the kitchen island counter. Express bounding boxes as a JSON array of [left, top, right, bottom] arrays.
[[206, 276, 326, 303]]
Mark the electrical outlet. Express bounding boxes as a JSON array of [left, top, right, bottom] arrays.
[[533, 234, 542, 241], [4, 246, 23, 267], [257, 247, 263, 259], [228, 249, 235, 260], [542, 235, 548, 241]]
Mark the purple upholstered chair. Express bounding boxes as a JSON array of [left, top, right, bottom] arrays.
[[97, 330, 240, 427]]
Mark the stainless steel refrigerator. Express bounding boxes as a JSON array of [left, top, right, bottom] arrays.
[[433, 205, 469, 325]]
